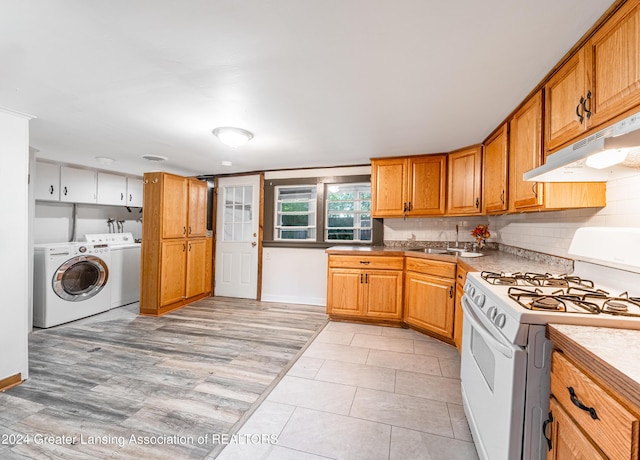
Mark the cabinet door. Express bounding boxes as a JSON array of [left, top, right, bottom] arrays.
[[546, 398, 606, 460], [35, 161, 60, 201], [60, 166, 97, 204], [545, 49, 589, 152], [162, 174, 188, 239], [408, 155, 446, 216], [188, 178, 208, 237], [483, 124, 509, 213], [97, 172, 127, 206], [159, 240, 186, 306], [363, 270, 403, 320], [447, 146, 482, 215], [588, 0, 640, 129], [327, 268, 363, 316], [185, 238, 207, 298], [454, 285, 464, 352], [509, 91, 544, 211], [404, 271, 455, 338], [371, 157, 407, 217], [127, 177, 143, 207]]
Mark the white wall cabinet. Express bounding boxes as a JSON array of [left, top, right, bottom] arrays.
[[60, 166, 97, 204], [97, 172, 127, 206], [34, 161, 60, 201], [127, 177, 143, 207]]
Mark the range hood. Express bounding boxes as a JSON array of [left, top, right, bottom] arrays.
[[524, 110, 640, 182]]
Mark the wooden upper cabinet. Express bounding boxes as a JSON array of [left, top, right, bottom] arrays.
[[545, 48, 589, 152], [188, 178, 208, 238], [509, 91, 544, 211], [162, 174, 189, 239], [546, 0, 640, 153], [371, 157, 407, 217], [447, 145, 482, 215], [588, 0, 640, 128], [371, 155, 445, 218], [408, 155, 446, 216], [483, 124, 509, 214]]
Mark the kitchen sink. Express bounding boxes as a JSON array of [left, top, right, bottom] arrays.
[[408, 248, 452, 254]]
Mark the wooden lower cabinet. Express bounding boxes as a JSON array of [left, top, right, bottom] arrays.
[[546, 350, 640, 460], [185, 238, 208, 298], [159, 240, 187, 307], [546, 397, 606, 460], [404, 261, 456, 341], [326, 255, 403, 322]]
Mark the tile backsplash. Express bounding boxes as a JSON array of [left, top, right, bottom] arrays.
[[384, 172, 640, 258]]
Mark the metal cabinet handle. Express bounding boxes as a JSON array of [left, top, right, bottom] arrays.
[[129, 194, 133, 202], [449, 286, 453, 298], [188, 243, 192, 251], [365, 274, 368, 284], [188, 226, 192, 235], [475, 197, 479, 209], [531, 182, 538, 198], [182, 243, 186, 252], [49, 185, 54, 195], [64, 186, 68, 196], [183, 226, 187, 235], [120, 192, 124, 201], [360, 274, 364, 284], [576, 98, 585, 124], [567, 387, 598, 419], [500, 190, 505, 204], [359, 261, 370, 265], [542, 411, 553, 451], [583, 90, 592, 119]]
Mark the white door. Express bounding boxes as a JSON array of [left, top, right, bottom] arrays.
[[215, 175, 260, 299]]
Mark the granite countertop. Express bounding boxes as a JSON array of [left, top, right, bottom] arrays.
[[326, 245, 573, 274], [547, 324, 640, 409]]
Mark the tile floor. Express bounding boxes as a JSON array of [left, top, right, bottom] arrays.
[[212, 322, 479, 460]]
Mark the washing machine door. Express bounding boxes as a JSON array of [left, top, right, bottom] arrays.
[[52, 255, 109, 301]]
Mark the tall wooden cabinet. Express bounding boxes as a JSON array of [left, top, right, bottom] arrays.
[[447, 145, 482, 215], [141, 172, 211, 316], [371, 155, 446, 218]]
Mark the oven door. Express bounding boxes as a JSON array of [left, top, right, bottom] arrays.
[[461, 294, 527, 460]]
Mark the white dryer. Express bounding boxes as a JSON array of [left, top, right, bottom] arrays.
[[85, 233, 141, 308], [33, 242, 112, 328]]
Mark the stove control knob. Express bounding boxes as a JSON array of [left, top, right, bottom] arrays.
[[475, 294, 485, 308], [495, 313, 507, 329], [486, 305, 497, 320], [466, 285, 475, 297]]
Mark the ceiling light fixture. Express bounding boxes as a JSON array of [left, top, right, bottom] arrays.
[[212, 127, 254, 148]]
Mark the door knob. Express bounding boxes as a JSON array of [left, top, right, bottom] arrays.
[[251, 242, 257, 247]]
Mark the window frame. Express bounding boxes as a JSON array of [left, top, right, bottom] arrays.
[[263, 175, 382, 249], [324, 182, 372, 243], [274, 184, 318, 242]]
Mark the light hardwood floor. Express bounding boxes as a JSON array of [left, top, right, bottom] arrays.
[[0, 297, 328, 459]]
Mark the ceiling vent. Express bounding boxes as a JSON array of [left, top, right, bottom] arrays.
[[142, 155, 168, 162]]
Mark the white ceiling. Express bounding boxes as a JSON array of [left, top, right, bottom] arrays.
[[1, 0, 614, 177]]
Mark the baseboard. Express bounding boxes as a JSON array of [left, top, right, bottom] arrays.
[[260, 294, 326, 306], [0, 373, 22, 392]]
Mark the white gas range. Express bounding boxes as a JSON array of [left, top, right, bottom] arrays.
[[460, 227, 640, 460]]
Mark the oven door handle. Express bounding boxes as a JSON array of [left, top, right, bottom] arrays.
[[462, 295, 514, 359]]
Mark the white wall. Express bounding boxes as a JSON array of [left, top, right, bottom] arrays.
[[0, 107, 32, 382], [34, 202, 142, 244], [261, 247, 328, 306]]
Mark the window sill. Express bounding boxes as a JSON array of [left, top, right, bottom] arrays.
[[262, 241, 372, 250]]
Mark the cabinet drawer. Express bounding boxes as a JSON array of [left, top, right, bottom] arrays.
[[550, 352, 639, 460], [405, 257, 455, 279], [328, 255, 404, 270]]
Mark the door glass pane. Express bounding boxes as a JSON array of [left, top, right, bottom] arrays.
[[223, 185, 254, 241]]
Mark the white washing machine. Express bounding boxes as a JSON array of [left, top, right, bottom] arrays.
[[33, 242, 112, 328], [85, 233, 140, 308]]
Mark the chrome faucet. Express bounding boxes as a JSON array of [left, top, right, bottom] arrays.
[[455, 224, 459, 248]]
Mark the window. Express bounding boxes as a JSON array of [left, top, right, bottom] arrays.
[[274, 185, 317, 241], [325, 183, 371, 242]]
